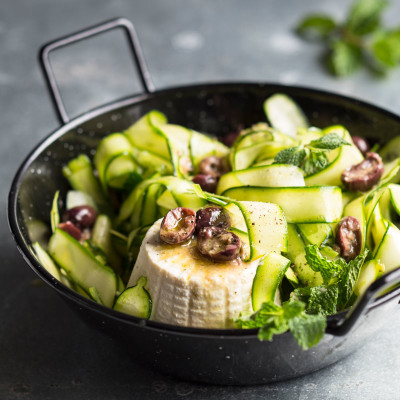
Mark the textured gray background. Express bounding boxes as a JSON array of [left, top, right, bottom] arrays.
[[1, 0, 400, 399]]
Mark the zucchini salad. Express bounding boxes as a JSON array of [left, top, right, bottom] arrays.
[[33, 94, 400, 349]]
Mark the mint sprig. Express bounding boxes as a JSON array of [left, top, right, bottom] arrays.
[[296, 0, 400, 76], [303, 245, 369, 311], [273, 132, 350, 175], [236, 300, 326, 350]]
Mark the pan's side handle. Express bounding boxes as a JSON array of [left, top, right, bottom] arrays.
[[39, 17, 155, 125], [327, 266, 400, 336]]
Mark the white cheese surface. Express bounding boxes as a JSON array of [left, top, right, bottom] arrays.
[[128, 220, 262, 328]]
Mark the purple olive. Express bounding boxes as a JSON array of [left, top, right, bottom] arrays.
[[58, 221, 82, 241], [63, 205, 97, 230], [196, 226, 241, 262], [196, 206, 231, 231], [352, 136, 370, 156], [341, 152, 384, 192], [221, 131, 240, 147], [160, 207, 196, 244], [336, 216, 362, 262], [199, 156, 229, 178], [192, 174, 218, 193]]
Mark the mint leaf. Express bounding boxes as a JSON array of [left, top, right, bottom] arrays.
[[308, 132, 351, 150], [236, 300, 326, 350], [307, 285, 339, 316], [292, 285, 338, 316], [346, 0, 388, 35], [296, 15, 336, 40], [274, 146, 307, 166], [330, 40, 363, 77], [288, 314, 326, 350], [303, 150, 329, 175], [372, 28, 400, 68], [337, 249, 369, 309], [304, 244, 345, 283]]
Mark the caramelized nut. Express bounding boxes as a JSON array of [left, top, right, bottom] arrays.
[[341, 152, 384, 192]]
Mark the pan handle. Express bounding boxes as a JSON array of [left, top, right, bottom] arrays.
[[39, 17, 155, 125], [326, 266, 400, 336]]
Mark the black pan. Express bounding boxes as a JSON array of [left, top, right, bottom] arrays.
[[7, 18, 400, 385]]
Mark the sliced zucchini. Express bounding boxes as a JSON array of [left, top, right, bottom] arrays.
[[48, 228, 117, 307], [264, 93, 309, 137], [236, 201, 288, 259], [305, 126, 364, 186], [379, 136, 400, 163], [50, 191, 60, 233], [189, 129, 229, 172], [285, 225, 323, 287], [124, 111, 169, 159], [62, 154, 111, 215], [374, 222, 400, 273], [91, 215, 122, 273], [94, 133, 142, 190], [222, 185, 342, 223], [216, 164, 305, 194], [32, 242, 62, 281], [297, 223, 333, 246], [354, 259, 385, 297], [251, 253, 290, 311], [66, 190, 97, 211], [114, 276, 152, 319]]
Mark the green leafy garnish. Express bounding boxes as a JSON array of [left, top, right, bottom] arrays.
[[304, 245, 369, 310], [236, 300, 326, 350], [273, 132, 350, 175], [274, 146, 307, 167], [308, 132, 353, 150], [296, 0, 400, 76]]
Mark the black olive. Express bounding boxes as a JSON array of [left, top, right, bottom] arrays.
[[58, 221, 82, 241], [352, 136, 370, 156], [196, 226, 241, 262], [198, 156, 229, 177], [341, 152, 384, 192], [196, 206, 231, 231], [336, 216, 362, 262], [160, 207, 196, 244], [63, 205, 97, 230], [192, 174, 218, 193]]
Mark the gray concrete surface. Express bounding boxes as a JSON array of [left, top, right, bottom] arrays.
[[1, 0, 400, 399]]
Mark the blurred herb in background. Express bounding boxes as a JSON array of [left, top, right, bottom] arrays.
[[296, 0, 400, 77]]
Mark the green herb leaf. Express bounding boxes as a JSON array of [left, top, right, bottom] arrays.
[[288, 313, 326, 350], [297, 285, 339, 316], [308, 132, 351, 150], [296, 14, 337, 40], [330, 40, 363, 77], [237, 300, 326, 350], [273, 146, 307, 167], [304, 244, 345, 283], [372, 28, 400, 67], [346, 0, 388, 35], [336, 249, 369, 309], [303, 150, 329, 175]]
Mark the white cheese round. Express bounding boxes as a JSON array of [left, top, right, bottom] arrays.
[[128, 220, 262, 329]]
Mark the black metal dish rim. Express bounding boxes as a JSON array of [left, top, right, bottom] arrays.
[[8, 81, 400, 339]]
